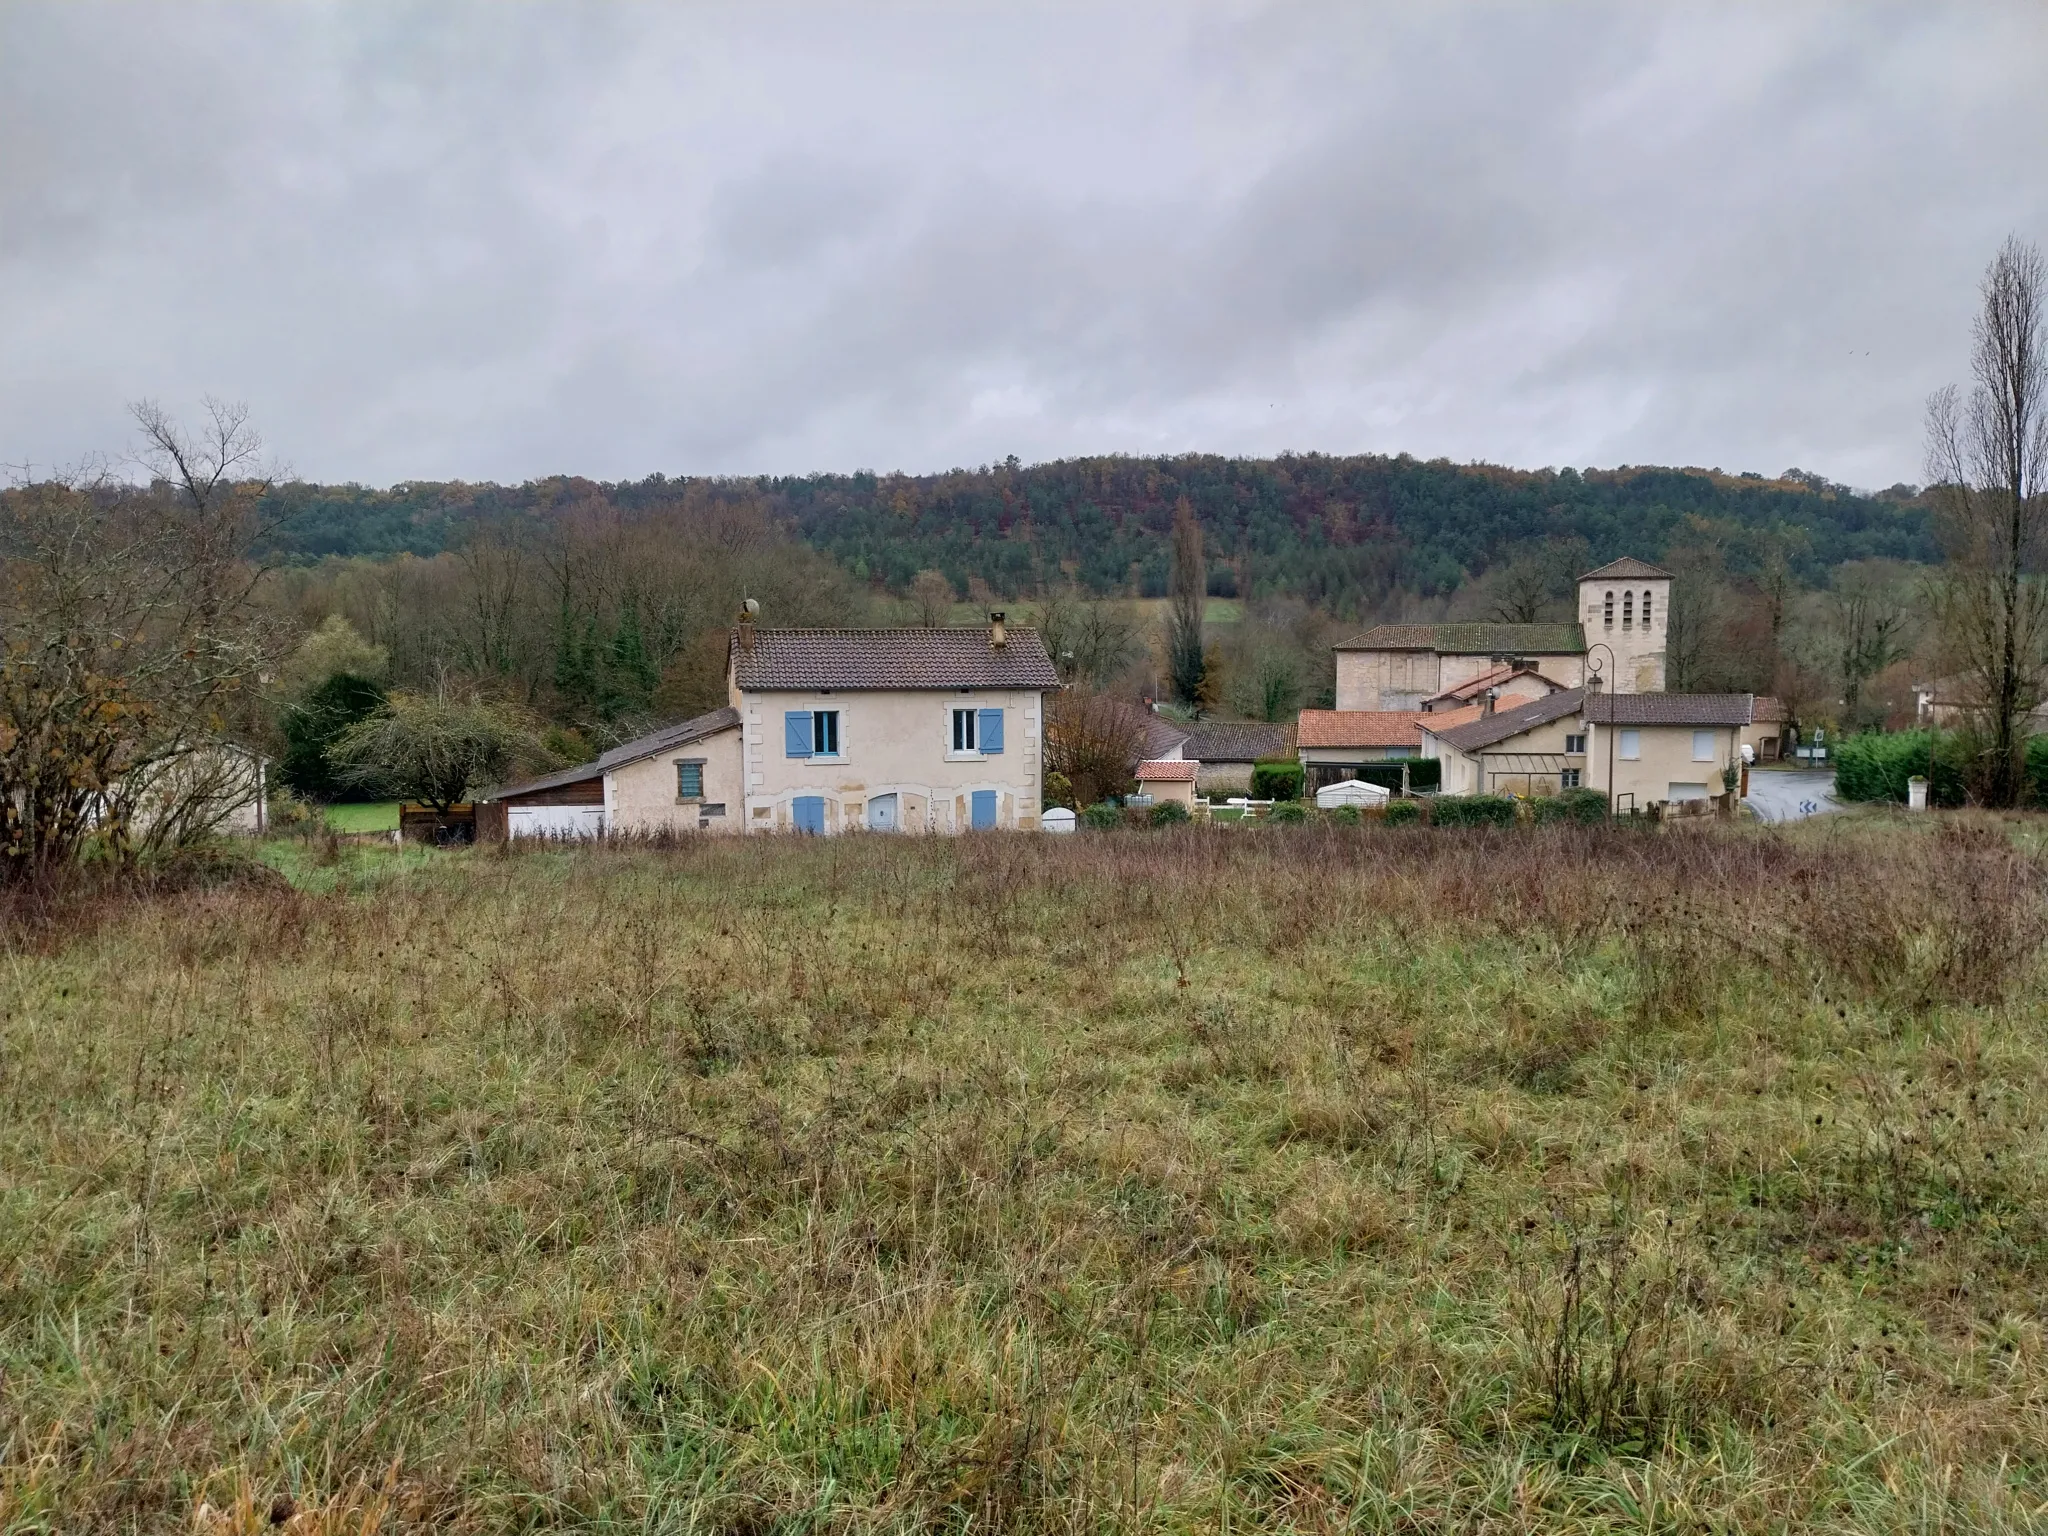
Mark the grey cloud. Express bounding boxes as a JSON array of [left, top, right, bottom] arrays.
[[1, 1, 2043, 488]]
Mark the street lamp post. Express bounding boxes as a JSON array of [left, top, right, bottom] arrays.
[[1585, 641, 1616, 815]]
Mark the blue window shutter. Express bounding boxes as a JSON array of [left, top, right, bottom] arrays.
[[971, 789, 997, 830], [785, 711, 813, 757], [793, 795, 826, 834], [977, 708, 1004, 754]]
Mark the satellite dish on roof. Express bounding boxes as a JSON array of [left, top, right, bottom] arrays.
[[742, 597, 760, 616]]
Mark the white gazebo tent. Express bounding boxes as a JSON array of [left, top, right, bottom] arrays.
[[1314, 777, 1391, 810]]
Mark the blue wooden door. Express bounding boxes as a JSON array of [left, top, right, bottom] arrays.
[[970, 790, 997, 830], [792, 795, 826, 834]]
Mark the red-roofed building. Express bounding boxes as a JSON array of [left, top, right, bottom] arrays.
[[1295, 705, 1484, 791], [1134, 757, 1199, 808]]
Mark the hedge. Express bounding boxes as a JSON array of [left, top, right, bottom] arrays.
[[1832, 730, 1967, 806], [1382, 799, 1422, 826], [1429, 794, 1519, 829], [1080, 802, 1123, 830], [1266, 801, 1309, 824], [1531, 787, 1610, 825], [1250, 759, 1304, 801], [1148, 801, 1191, 827]]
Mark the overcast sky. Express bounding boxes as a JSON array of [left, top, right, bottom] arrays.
[[3, 3, 2044, 490]]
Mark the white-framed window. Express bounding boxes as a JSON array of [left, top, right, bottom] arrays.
[[783, 709, 841, 759], [1619, 729, 1641, 760], [1562, 768, 1581, 789], [1564, 733, 1586, 755], [1692, 729, 1714, 762], [951, 707, 977, 753]]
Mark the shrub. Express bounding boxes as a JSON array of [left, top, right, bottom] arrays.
[[1326, 804, 1363, 827], [1431, 794, 1519, 829], [1080, 802, 1123, 830], [1042, 771, 1075, 810], [1834, 731, 1966, 806], [1532, 787, 1610, 826], [1148, 800, 1191, 827], [1383, 798, 1421, 826], [1267, 801, 1308, 824], [1250, 759, 1304, 801]]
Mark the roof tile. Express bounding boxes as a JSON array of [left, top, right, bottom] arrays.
[[732, 626, 1060, 691]]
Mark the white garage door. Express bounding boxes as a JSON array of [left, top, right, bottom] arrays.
[[508, 805, 606, 839]]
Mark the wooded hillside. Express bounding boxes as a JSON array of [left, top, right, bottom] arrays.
[[252, 454, 1932, 617]]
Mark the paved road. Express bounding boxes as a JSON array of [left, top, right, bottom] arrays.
[[1742, 768, 1842, 823]]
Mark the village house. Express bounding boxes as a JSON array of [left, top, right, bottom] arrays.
[[1421, 687, 1758, 809], [1295, 704, 1482, 793], [1177, 720, 1292, 795], [475, 706, 743, 839], [1333, 557, 1672, 710], [483, 615, 1058, 837]]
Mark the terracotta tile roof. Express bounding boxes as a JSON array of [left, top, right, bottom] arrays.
[[731, 626, 1059, 691], [1424, 664, 1566, 706], [1332, 622, 1586, 655], [1181, 721, 1292, 762], [1136, 758, 1198, 782], [1297, 705, 1483, 749], [1753, 694, 1789, 723], [481, 706, 740, 801], [1579, 556, 1672, 581]]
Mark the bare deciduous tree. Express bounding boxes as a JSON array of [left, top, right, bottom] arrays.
[[1044, 691, 1144, 808], [1927, 236, 2048, 806], [1166, 497, 1206, 709], [910, 569, 956, 628], [0, 401, 284, 874]]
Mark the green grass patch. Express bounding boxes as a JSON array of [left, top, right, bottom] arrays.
[[322, 799, 401, 832], [6, 819, 2048, 1530]]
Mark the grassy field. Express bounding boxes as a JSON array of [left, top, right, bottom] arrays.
[[322, 802, 402, 835], [4, 818, 2048, 1532]]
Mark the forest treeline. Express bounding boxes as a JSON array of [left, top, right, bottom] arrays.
[[255, 452, 1932, 614]]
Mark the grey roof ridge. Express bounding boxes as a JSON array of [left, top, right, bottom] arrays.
[[1427, 687, 1588, 753]]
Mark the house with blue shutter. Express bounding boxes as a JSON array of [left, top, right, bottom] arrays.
[[728, 613, 1060, 834]]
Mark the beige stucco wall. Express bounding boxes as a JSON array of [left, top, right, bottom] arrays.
[[1590, 719, 1738, 805], [1437, 652, 1586, 692], [1335, 649, 1439, 711], [1578, 578, 1670, 692], [740, 687, 1044, 833], [1338, 649, 1585, 710], [1138, 775, 1196, 807], [605, 725, 745, 834]]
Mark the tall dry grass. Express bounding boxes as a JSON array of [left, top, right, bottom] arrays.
[[3, 817, 2048, 1532]]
